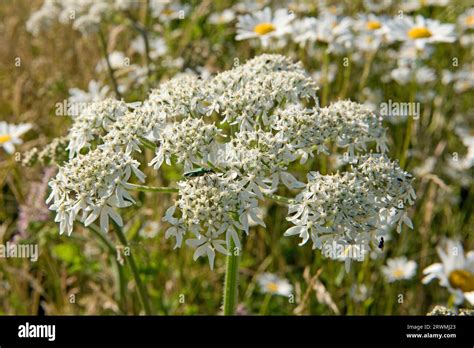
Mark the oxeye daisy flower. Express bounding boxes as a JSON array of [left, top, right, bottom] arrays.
[[355, 13, 388, 34], [115, 0, 140, 11], [401, 0, 449, 12], [208, 9, 236, 25], [423, 239, 474, 305], [232, 0, 269, 13], [150, 1, 190, 22], [363, 0, 392, 13], [290, 17, 318, 47], [443, 67, 474, 94], [353, 14, 391, 51], [139, 221, 161, 239], [349, 284, 370, 303], [68, 80, 110, 106], [96, 51, 128, 72], [389, 60, 436, 85], [235, 7, 293, 48], [382, 257, 417, 282], [387, 15, 456, 49], [458, 8, 474, 31], [455, 127, 474, 169], [257, 273, 293, 297], [131, 36, 168, 59], [0, 122, 32, 154], [311, 13, 354, 53]]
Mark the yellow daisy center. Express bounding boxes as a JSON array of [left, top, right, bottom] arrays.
[[367, 21, 382, 30], [408, 27, 432, 39], [0, 134, 12, 144], [265, 282, 279, 293], [392, 268, 405, 278], [254, 23, 276, 36], [448, 269, 474, 292], [466, 15, 474, 26]]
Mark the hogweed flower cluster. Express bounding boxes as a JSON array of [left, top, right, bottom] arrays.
[[164, 173, 263, 269], [150, 117, 222, 172], [22, 136, 69, 166], [46, 54, 415, 270], [66, 98, 129, 158], [286, 154, 416, 270], [47, 147, 144, 235]]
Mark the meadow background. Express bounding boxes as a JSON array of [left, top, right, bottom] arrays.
[[0, 0, 473, 315]]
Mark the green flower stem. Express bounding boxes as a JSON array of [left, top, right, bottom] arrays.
[[259, 293, 272, 315], [399, 86, 416, 169], [399, 55, 419, 169], [339, 53, 352, 100], [112, 222, 152, 315], [84, 223, 127, 313], [128, 183, 292, 206], [98, 28, 122, 100], [400, 117, 413, 169], [358, 50, 376, 91], [223, 238, 240, 315], [124, 3, 152, 83], [321, 47, 330, 107], [140, 137, 157, 150], [123, 184, 290, 316], [127, 183, 179, 193], [263, 193, 293, 205]]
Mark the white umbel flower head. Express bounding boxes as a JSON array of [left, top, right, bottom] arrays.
[[149, 117, 222, 172], [205, 54, 318, 129], [163, 173, 262, 270], [47, 147, 145, 235], [66, 99, 129, 158], [45, 54, 416, 273], [271, 100, 388, 158], [285, 154, 415, 269]]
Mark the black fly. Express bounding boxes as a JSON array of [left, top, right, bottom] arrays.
[[378, 237, 384, 250]]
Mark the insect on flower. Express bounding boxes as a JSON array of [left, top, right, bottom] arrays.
[[183, 167, 214, 178], [378, 237, 384, 250]]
